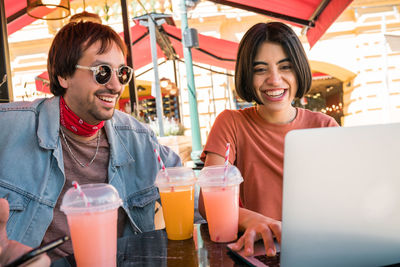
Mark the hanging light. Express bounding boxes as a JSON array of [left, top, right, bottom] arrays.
[[27, 0, 71, 20]]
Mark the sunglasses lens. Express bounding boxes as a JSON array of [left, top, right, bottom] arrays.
[[118, 66, 132, 85], [95, 65, 112, 84]]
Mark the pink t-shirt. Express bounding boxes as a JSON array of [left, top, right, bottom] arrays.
[[201, 107, 338, 220]]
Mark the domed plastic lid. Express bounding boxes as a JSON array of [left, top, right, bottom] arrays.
[[197, 165, 243, 187], [156, 166, 196, 188], [60, 183, 122, 214]]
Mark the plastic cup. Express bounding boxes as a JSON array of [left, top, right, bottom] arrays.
[[197, 165, 244, 243], [60, 183, 122, 267], [156, 167, 196, 240]]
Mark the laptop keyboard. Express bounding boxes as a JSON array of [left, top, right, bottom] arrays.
[[254, 252, 280, 267]]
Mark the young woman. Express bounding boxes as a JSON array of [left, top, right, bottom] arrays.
[[199, 22, 338, 257]]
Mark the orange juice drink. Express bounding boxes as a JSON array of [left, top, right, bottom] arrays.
[[156, 167, 196, 240], [60, 183, 122, 267], [67, 209, 118, 267], [197, 165, 244, 243], [159, 187, 195, 240], [202, 185, 240, 242]]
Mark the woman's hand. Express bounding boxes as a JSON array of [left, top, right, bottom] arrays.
[[229, 208, 281, 257], [0, 198, 51, 267]]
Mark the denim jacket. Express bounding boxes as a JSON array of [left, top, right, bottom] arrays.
[[0, 96, 181, 247]]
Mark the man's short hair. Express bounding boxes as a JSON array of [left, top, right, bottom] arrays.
[[235, 22, 312, 104], [48, 21, 127, 96]]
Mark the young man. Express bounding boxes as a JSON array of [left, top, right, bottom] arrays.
[[0, 21, 181, 260]]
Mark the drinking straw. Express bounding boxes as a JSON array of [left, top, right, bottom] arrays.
[[223, 143, 230, 183], [72, 181, 90, 207], [154, 148, 174, 191], [154, 148, 167, 173]]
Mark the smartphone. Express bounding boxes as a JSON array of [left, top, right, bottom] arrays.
[[5, 235, 69, 267]]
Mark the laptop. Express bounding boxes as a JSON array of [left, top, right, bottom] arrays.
[[228, 123, 400, 267]]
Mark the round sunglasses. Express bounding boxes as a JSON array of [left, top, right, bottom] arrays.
[[76, 64, 133, 85]]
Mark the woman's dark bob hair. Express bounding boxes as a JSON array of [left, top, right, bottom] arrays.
[[235, 22, 312, 104], [47, 21, 127, 96]]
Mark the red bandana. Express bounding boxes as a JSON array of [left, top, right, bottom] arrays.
[[59, 96, 105, 137]]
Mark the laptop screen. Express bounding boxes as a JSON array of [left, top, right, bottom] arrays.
[[281, 124, 400, 267]]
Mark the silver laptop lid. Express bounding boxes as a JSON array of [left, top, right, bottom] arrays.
[[281, 123, 400, 267]]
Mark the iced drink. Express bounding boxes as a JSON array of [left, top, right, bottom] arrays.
[[198, 165, 243, 243], [60, 183, 122, 267], [159, 188, 194, 240], [156, 167, 196, 240]]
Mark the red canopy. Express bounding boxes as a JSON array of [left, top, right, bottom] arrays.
[[35, 71, 50, 94], [126, 23, 237, 70], [6, 0, 352, 47], [207, 0, 353, 47]]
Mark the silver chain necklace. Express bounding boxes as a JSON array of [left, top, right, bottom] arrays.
[[60, 127, 101, 168]]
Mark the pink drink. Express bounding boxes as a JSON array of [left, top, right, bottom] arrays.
[[60, 183, 122, 267], [198, 165, 243, 243], [202, 185, 240, 242], [67, 209, 118, 267]]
